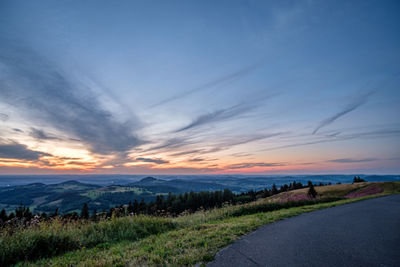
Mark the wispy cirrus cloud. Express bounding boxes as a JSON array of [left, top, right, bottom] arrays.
[[225, 162, 285, 169], [175, 94, 277, 133], [230, 152, 252, 158], [166, 132, 285, 157], [187, 157, 205, 162], [170, 149, 203, 157], [146, 137, 197, 152], [136, 157, 169, 164], [261, 127, 400, 152], [151, 60, 265, 108], [175, 104, 252, 132], [313, 92, 373, 134], [328, 158, 378, 163]]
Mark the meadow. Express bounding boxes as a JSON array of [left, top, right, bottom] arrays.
[[1, 181, 399, 266]]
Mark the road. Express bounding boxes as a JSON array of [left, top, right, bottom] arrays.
[[208, 194, 400, 267]]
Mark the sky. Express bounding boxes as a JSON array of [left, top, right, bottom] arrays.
[[0, 0, 399, 175]]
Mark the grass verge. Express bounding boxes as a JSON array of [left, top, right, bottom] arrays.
[[0, 216, 175, 266]]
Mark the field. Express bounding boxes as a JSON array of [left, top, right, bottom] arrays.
[[1, 181, 399, 266]]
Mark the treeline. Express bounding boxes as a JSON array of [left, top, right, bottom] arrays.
[[85, 180, 316, 219], [0, 180, 333, 226]]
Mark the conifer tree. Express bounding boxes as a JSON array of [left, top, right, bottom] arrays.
[[139, 199, 146, 213], [127, 202, 134, 214], [80, 203, 89, 219], [307, 181, 317, 198], [133, 199, 139, 213], [91, 209, 97, 221], [272, 183, 279, 194], [0, 209, 7, 222]]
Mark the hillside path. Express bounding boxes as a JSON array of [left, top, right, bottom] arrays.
[[208, 194, 400, 267]]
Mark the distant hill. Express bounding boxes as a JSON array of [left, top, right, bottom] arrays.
[[128, 177, 242, 193], [1, 175, 399, 214], [140, 176, 160, 182], [0, 180, 149, 214], [0, 177, 239, 214], [132, 176, 166, 186]]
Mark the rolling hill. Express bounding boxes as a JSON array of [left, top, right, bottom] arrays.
[[0, 177, 241, 214]]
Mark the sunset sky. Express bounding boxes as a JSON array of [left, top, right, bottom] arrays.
[[0, 0, 399, 175]]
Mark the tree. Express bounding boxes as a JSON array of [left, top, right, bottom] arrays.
[[139, 199, 146, 213], [156, 195, 163, 210], [262, 188, 270, 198], [127, 202, 134, 214], [15, 205, 32, 220], [80, 203, 89, 219], [15, 205, 24, 219], [91, 209, 97, 221], [272, 183, 279, 195], [0, 209, 7, 222], [8, 212, 15, 220], [133, 199, 139, 214], [307, 181, 317, 198], [52, 208, 59, 217], [353, 176, 365, 183], [41, 212, 48, 220]]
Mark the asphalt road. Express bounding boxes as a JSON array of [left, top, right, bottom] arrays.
[[208, 194, 400, 267]]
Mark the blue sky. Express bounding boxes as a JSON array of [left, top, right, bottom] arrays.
[[0, 0, 399, 174]]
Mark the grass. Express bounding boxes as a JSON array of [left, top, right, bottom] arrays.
[[0, 216, 175, 266], [3, 181, 400, 266]]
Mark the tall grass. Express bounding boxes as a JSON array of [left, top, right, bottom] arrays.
[[173, 197, 342, 227], [0, 215, 175, 266], [31, 194, 397, 267]]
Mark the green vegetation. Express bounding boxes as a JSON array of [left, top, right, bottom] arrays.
[[0, 181, 398, 266], [0, 216, 175, 266]]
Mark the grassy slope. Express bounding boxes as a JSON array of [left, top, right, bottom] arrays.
[[15, 181, 400, 266]]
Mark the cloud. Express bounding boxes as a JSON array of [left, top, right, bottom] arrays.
[[0, 113, 8, 121], [312, 92, 373, 134], [166, 132, 284, 157], [136, 157, 169, 164], [328, 158, 378, 163], [170, 149, 203, 156], [13, 128, 24, 133], [0, 141, 51, 160], [187, 157, 205, 162], [225, 162, 285, 169], [220, 132, 285, 147], [175, 94, 276, 132], [230, 152, 252, 158], [147, 137, 196, 152], [261, 127, 400, 152], [30, 128, 61, 140], [175, 103, 252, 132], [151, 60, 265, 107], [0, 40, 141, 155]]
